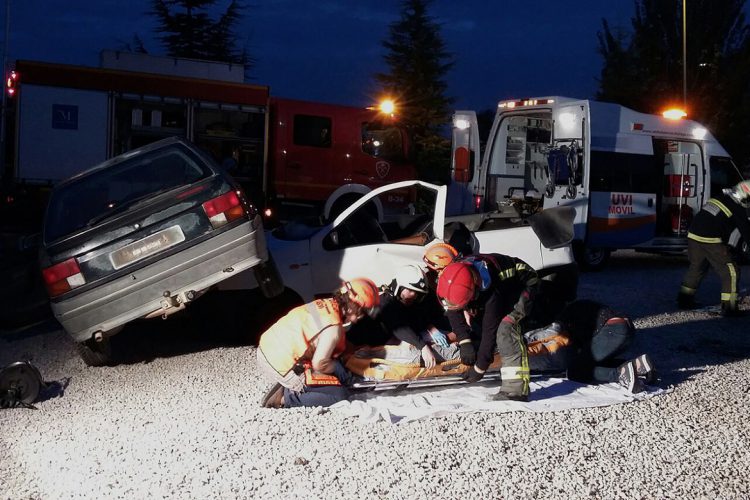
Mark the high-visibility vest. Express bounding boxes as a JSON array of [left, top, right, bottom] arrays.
[[258, 298, 345, 376]]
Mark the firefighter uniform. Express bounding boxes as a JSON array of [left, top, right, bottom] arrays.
[[443, 254, 539, 399], [678, 193, 750, 314]]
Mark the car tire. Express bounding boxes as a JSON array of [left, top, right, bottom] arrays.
[[75, 337, 113, 367], [253, 255, 284, 298]]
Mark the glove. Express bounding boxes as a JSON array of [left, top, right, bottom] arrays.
[[429, 330, 450, 348], [462, 365, 485, 383], [459, 342, 476, 366]]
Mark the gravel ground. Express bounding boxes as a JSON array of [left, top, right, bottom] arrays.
[[2, 250, 750, 499]]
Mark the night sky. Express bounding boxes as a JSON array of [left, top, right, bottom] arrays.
[[6, 1, 638, 111]]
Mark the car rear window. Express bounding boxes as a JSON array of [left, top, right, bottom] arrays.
[[44, 145, 212, 243]]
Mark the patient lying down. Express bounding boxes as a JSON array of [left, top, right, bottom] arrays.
[[344, 300, 655, 394]]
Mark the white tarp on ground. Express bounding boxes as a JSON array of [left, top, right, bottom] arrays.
[[330, 377, 667, 424]]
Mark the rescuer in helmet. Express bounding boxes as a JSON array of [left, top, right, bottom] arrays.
[[348, 264, 452, 367], [677, 180, 750, 316], [257, 278, 380, 408], [423, 242, 459, 290], [423, 242, 459, 273], [437, 254, 540, 401]]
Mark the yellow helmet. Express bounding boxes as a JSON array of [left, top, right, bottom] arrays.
[[423, 243, 458, 272]]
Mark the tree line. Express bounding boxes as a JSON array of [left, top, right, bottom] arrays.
[[145, 0, 750, 173]]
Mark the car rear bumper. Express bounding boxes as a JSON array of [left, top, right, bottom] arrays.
[[52, 216, 270, 343]]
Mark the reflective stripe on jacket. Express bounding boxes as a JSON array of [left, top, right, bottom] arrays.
[[258, 298, 344, 376], [687, 194, 750, 247]]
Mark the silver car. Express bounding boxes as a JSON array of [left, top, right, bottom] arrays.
[[40, 137, 282, 366]]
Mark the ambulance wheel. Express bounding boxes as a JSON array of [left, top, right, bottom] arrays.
[[574, 243, 610, 272], [75, 337, 113, 367]]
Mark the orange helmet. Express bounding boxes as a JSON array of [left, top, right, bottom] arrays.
[[436, 262, 480, 310], [423, 243, 458, 272], [341, 278, 380, 313]]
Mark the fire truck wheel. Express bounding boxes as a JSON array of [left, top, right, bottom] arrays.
[[328, 194, 363, 222]]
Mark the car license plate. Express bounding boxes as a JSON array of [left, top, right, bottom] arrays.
[[110, 225, 186, 270]]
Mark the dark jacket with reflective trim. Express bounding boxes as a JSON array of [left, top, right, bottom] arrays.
[[446, 253, 539, 371], [687, 193, 750, 248]]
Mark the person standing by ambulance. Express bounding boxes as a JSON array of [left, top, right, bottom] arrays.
[[436, 254, 540, 401], [257, 278, 380, 408], [677, 180, 750, 316]]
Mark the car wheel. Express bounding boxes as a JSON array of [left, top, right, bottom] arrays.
[[253, 255, 284, 298], [574, 242, 610, 272], [75, 337, 113, 367]]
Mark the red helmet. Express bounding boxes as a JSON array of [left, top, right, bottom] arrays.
[[423, 243, 458, 272], [341, 278, 380, 312], [436, 262, 480, 310]]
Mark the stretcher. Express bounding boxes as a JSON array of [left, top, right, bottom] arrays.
[[343, 326, 572, 391]]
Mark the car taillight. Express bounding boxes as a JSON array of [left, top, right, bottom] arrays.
[[42, 258, 86, 297], [202, 190, 246, 228]]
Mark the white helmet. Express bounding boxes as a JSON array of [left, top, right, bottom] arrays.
[[389, 264, 428, 297], [725, 180, 750, 208]]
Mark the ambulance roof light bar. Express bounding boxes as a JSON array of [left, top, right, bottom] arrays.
[[662, 108, 687, 120], [498, 98, 555, 109]]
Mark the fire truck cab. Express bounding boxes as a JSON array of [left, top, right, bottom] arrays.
[[451, 96, 745, 269]]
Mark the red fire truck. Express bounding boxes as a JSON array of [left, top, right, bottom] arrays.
[[3, 51, 417, 228]]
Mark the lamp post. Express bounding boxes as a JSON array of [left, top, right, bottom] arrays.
[[682, 0, 687, 108], [0, 0, 9, 181]]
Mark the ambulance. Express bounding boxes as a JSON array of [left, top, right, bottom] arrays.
[[451, 96, 746, 269]]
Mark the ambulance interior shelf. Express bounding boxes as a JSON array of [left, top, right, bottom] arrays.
[[489, 115, 556, 211]]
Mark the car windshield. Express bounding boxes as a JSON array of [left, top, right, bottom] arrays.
[[44, 145, 211, 243]]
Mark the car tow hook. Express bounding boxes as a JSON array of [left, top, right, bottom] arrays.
[[148, 290, 197, 320]]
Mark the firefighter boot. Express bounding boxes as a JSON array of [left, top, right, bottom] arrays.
[[721, 301, 745, 318], [261, 383, 285, 408]]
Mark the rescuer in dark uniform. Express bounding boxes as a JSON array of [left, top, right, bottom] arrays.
[[436, 254, 539, 401], [677, 180, 750, 316]]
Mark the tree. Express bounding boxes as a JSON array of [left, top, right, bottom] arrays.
[[150, 0, 253, 72], [116, 35, 149, 54], [597, 0, 750, 165], [376, 0, 454, 181]]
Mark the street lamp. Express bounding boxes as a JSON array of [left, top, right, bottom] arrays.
[[682, 0, 687, 108]]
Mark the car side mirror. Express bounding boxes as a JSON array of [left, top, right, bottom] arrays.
[[323, 230, 340, 250]]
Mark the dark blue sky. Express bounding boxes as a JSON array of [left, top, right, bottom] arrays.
[[5, 1, 636, 111]]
